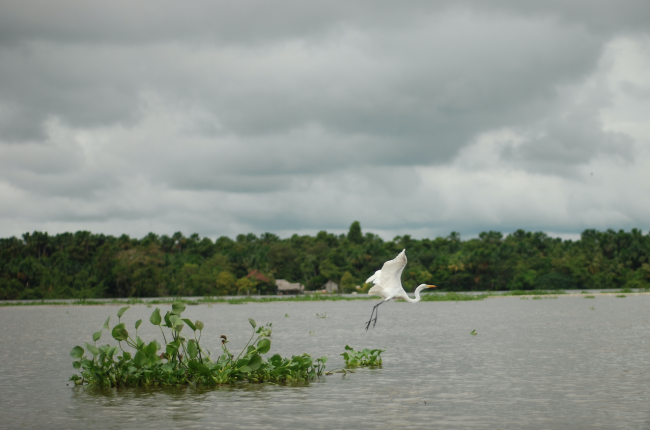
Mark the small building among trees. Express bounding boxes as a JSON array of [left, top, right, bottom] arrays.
[[322, 280, 339, 293], [275, 279, 305, 295]]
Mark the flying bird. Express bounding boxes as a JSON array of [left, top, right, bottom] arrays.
[[365, 249, 436, 330]]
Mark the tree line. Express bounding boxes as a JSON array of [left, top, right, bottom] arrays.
[[1, 222, 649, 300]]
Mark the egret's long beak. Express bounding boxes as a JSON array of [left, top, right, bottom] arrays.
[[427, 285, 436, 288]]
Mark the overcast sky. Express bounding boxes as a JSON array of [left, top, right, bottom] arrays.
[[1, 1, 650, 241]]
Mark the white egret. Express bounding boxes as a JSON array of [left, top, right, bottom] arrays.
[[365, 249, 436, 330]]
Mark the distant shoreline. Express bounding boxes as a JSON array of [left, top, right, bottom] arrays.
[[1, 289, 647, 307]]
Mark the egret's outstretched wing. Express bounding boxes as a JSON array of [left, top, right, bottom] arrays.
[[367, 249, 408, 298], [365, 270, 382, 284]]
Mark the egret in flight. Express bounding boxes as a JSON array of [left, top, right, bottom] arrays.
[[365, 249, 436, 330]]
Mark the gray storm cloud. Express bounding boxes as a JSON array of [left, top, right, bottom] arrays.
[[0, 1, 649, 239]]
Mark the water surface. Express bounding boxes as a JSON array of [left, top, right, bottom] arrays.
[[1, 296, 649, 429]]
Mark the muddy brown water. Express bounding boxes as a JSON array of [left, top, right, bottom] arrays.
[[1, 296, 649, 429]]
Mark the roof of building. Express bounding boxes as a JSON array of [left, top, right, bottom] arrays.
[[275, 279, 305, 292]]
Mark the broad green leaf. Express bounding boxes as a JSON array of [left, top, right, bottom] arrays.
[[107, 346, 118, 359], [236, 357, 251, 368], [163, 311, 172, 327], [85, 342, 101, 356], [135, 319, 142, 329], [150, 308, 162, 325], [187, 340, 198, 359], [256, 338, 271, 354], [134, 350, 147, 367], [122, 351, 132, 361], [166, 344, 178, 357], [171, 302, 186, 315], [239, 365, 252, 373], [72, 361, 81, 369], [169, 315, 184, 329], [188, 361, 210, 375], [269, 354, 282, 367], [182, 318, 196, 331], [111, 323, 129, 341], [103, 316, 111, 330], [147, 353, 161, 366], [344, 345, 353, 351], [92, 330, 102, 342], [117, 306, 130, 318], [136, 336, 144, 348], [248, 353, 262, 371], [70, 345, 84, 359], [144, 341, 157, 356], [195, 320, 204, 331], [248, 318, 257, 328]]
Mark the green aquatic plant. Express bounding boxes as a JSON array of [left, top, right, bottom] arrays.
[[501, 290, 565, 296], [420, 292, 487, 301], [341, 345, 384, 368], [316, 312, 328, 319], [584, 295, 595, 299], [616, 295, 626, 298], [470, 329, 477, 336], [69, 304, 325, 387]]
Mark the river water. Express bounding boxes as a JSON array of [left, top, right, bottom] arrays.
[[1, 296, 649, 429]]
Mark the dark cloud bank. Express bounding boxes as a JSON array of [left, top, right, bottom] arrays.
[[1, 0, 649, 240]]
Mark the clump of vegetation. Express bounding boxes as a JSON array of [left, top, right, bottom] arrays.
[[470, 329, 477, 336], [616, 294, 626, 298], [584, 295, 596, 299], [341, 345, 384, 368], [69, 303, 327, 387], [420, 292, 487, 301], [502, 290, 565, 296]]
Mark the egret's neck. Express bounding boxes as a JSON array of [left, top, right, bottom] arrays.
[[405, 285, 428, 303]]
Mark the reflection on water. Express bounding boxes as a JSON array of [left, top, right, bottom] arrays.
[[1, 297, 650, 429]]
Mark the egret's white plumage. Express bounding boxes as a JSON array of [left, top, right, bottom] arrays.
[[365, 249, 435, 330]]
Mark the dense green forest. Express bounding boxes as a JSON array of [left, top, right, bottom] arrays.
[[1, 222, 649, 300]]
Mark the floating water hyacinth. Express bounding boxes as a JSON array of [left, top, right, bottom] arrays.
[[69, 303, 326, 387], [340, 345, 384, 368]]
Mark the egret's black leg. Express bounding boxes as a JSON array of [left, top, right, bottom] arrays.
[[365, 301, 384, 331], [365, 304, 377, 331], [372, 301, 383, 328]]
